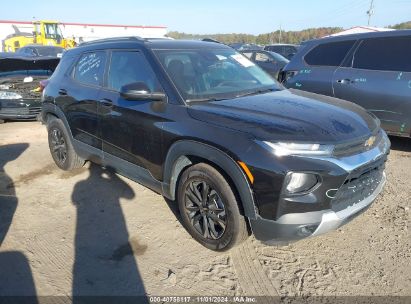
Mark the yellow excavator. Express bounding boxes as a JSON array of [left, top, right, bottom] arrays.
[[2, 20, 76, 52]]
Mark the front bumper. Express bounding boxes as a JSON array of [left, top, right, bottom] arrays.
[[0, 105, 41, 120], [249, 132, 390, 244], [250, 172, 385, 244]]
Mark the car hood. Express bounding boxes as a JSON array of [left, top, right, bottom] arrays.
[[187, 89, 379, 143], [0, 56, 59, 73]]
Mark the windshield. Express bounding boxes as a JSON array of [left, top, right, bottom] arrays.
[[0, 70, 53, 78], [154, 48, 281, 101], [268, 51, 289, 63], [36, 47, 64, 57], [44, 23, 63, 40]]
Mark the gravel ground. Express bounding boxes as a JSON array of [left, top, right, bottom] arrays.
[[0, 121, 410, 300]]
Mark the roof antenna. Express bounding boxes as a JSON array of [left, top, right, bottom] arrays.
[[367, 0, 375, 26]]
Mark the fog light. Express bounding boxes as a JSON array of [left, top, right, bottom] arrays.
[[297, 224, 318, 237], [286, 172, 318, 193]]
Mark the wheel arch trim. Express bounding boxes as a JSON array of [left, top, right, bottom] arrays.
[[41, 104, 73, 139], [162, 140, 258, 219]]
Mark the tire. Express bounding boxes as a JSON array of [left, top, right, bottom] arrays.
[[177, 163, 249, 251], [47, 117, 85, 171]]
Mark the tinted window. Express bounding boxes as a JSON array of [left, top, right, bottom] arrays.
[[255, 52, 271, 62], [266, 46, 282, 53], [305, 40, 355, 66], [74, 52, 106, 86], [107, 51, 161, 92], [36, 47, 64, 57], [353, 36, 411, 72], [284, 46, 298, 54]]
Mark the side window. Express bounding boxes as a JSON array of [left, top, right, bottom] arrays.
[[107, 51, 161, 92], [74, 51, 106, 86], [284, 46, 297, 55], [242, 52, 253, 59], [353, 36, 411, 72], [304, 40, 355, 66], [268, 46, 281, 53], [255, 52, 271, 63]]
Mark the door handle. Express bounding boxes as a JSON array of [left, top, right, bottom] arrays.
[[99, 98, 113, 107], [336, 79, 351, 84], [58, 88, 67, 95]]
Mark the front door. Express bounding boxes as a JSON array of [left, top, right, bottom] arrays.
[[98, 50, 166, 179]]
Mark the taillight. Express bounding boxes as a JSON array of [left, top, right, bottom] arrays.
[[39, 79, 50, 92], [283, 70, 298, 83]]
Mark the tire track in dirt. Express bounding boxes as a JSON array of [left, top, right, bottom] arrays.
[[24, 235, 74, 294], [230, 238, 279, 300]]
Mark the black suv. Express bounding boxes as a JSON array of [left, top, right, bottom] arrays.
[[42, 37, 390, 251], [280, 30, 411, 138]]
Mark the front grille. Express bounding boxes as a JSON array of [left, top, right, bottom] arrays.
[[0, 106, 40, 116], [29, 107, 41, 114], [333, 130, 383, 157], [331, 158, 386, 213], [0, 107, 29, 115]]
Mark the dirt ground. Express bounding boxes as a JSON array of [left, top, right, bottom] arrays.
[[0, 121, 410, 300]]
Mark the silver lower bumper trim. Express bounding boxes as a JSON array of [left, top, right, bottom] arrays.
[[311, 172, 386, 237]]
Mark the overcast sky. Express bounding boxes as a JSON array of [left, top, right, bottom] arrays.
[[2, 0, 411, 34]]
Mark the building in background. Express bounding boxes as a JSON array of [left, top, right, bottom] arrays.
[[0, 20, 168, 51]]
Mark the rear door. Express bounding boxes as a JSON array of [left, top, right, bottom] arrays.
[[333, 36, 411, 136], [98, 49, 165, 178], [290, 40, 356, 96], [56, 51, 106, 150]]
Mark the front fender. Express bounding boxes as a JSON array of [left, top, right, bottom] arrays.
[[162, 140, 258, 219]]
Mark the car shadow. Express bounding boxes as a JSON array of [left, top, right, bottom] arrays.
[[0, 143, 38, 301], [163, 197, 183, 226], [71, 164, 148, 303], [389, 136, 411, 152]]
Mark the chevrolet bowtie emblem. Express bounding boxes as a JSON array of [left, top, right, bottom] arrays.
[[365, 136, 376, 148]]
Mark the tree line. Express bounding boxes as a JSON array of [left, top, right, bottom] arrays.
[[167, 21, 411, 45]]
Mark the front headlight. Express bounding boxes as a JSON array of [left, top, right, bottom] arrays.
[[260, 141, 334, 156], [0, 91, 23, 100]]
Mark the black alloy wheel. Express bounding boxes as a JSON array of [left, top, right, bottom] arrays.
[[50, 128, 67, 165], [184, 180, 227, 240]]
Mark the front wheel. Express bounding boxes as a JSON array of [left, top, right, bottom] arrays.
[[177, 163, 249, 251]]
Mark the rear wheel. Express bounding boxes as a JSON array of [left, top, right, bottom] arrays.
[[47, 117, 85, 170], [177, 163, 249, 251]]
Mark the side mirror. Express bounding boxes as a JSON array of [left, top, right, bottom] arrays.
[[120, 82, 166, 102]]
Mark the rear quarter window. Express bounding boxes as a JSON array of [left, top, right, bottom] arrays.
[[304, 40, 355, 66], [353, 36, 411, 72]]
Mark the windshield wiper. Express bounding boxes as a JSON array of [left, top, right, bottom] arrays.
[[186, 97, 229, 103], [186, 88, 278, 103], [235, 88, 277, 98]]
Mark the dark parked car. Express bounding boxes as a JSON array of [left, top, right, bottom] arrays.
[[0, 55, 58, 122], [42, 37, 389, 251], [229, 43, 263, 51], [241, 50, 289, 79], [264, 44, 300, 59], [280, 30, 411, 138], [16, 45, 64, 58]]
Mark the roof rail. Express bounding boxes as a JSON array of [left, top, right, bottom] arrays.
[[78, 36, 146, 47]]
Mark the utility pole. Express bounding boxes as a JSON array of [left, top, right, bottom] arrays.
[[278, 24, 282, 44], [367, 0, 375, 26]]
